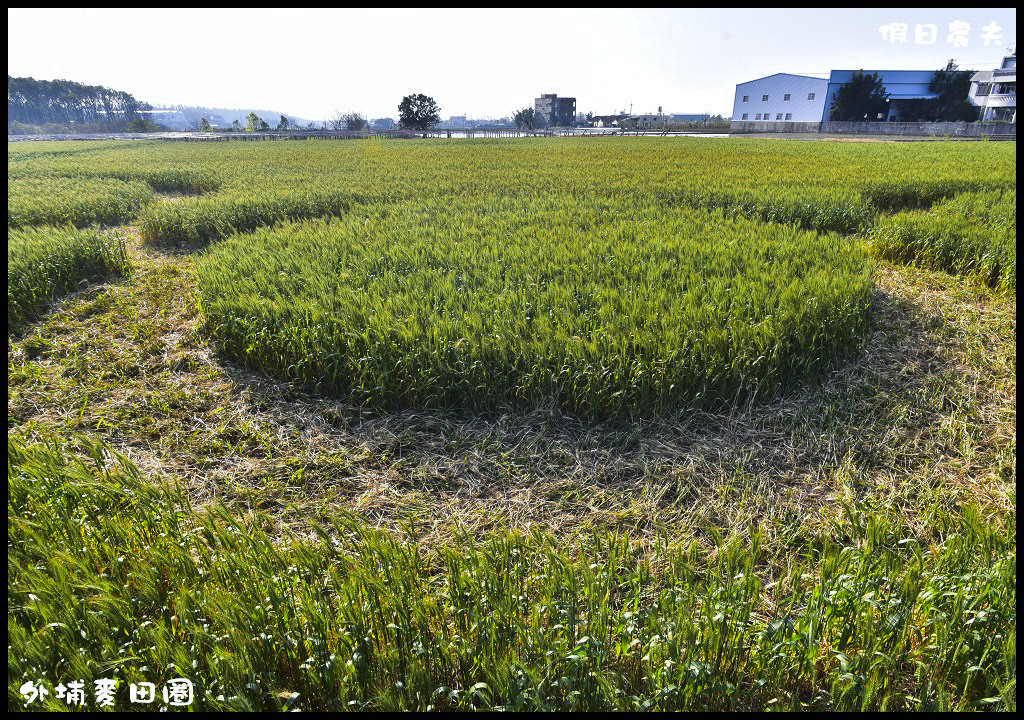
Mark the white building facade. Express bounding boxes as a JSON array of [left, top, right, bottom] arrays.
[[731, 73, 829, 127], [970, 53, 1016, 123]]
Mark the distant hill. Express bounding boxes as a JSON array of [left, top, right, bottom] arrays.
[[147, 105, 321, 131]]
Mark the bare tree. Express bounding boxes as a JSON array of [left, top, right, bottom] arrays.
[[330, 111, 367, 131], [344, 112, 367, 131]]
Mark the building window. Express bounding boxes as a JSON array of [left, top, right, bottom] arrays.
[[742, 95, 749, 102], [742, 113, 748, 120], [808, 92, 815, 101], [785, 113, 792, 120], [755, 113, 761, 120], [762, 94, 769, 101], [784, 94, 791, 101], [776, 113, 783, 120]]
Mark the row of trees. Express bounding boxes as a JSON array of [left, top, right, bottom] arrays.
[[829, 61, 978, 122], [272, 95, 442, 133], [333, 94, 442, 131], [199, 96, 445, 133], [9, 78, 446, 134], [8, 76, 152, 130]]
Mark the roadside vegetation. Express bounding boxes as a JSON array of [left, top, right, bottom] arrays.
[[7, 137, 1016, 711]]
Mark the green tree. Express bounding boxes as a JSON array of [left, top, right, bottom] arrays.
[[231, 119, 241, 132], [276, 114, 289, 130], [928, 60, 979, 122], [200, 117, 211, 131], [246, 112, 264, 132], [124, 118, 161, 133], [829, 70, 890, 121], [398, 93, 441, 130], [513, 107, 535, 130]]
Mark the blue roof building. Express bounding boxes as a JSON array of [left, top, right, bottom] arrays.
[[824, 70, 939, 121]]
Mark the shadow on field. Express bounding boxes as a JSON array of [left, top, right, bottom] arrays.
[[192, 275, 980, 541], [10, 230, 1010, 546]]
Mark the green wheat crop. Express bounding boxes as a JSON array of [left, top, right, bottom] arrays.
[[196, 197, 874, 417], [8, 225, 132, 335], [8, 433, 1016, 711], [8, 176, 154, 228], [870, 189, 1016, 290]]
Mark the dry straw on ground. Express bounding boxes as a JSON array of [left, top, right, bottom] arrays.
[[8, 226, 1015, 569]]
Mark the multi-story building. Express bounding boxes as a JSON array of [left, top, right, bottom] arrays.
[[534, 93, 576, 127], [970, 52, 1016, 123]]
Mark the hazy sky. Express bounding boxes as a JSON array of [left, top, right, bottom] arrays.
[[7, 8, 1017, 122]]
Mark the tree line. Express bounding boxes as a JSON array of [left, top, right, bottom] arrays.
[[231, 95, 442, 133], [8, 76, 152, 130]]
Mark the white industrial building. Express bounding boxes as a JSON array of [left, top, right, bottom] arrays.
[[731, 71, 941, 126], [731, 74, 828, 126], [733, 55, 1017, 128]]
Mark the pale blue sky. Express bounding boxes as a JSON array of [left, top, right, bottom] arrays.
[[7, 8, 1017, 122]]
